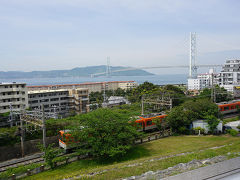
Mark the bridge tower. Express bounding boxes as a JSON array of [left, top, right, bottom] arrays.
[[106, 57, 111, 77], [189, 32, 197, 78]]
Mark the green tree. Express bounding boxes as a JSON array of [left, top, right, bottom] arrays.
[[199, 86, 231, 103], [129, 81, 158, 103], [166, 106, 196, 133], [72, 108, 141, 159], [182, 98, 218, 119], [38, 143, 61, 169], [152, 117, 169, 131], [163, 85, 186, 107], [205, 115, 220, 133]]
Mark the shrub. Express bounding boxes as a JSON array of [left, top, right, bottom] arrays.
[[237, 125, 240, 130], [38, 143, 62, 169], [227, 129, 239, 137], [178, 126, 189, 134], [193, 127, 205, 135]]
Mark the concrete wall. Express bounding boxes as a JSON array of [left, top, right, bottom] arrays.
[[163, 157, 240, 180], [0, 136, 58, 162]]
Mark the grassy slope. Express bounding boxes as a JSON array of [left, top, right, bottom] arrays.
[[23, 135, 240, 180]]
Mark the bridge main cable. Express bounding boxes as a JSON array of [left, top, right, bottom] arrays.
[[91, 64, 222, 76]]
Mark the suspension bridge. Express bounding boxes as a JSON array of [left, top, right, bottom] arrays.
[[91, 33, 223, 78]]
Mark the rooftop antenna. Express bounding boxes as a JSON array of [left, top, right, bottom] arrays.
[[189, 32, 197, 78]]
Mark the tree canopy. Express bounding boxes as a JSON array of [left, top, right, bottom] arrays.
[[166, 98, 219, 134], [199, 86, 231, 103], [71, 108, 142, 159]]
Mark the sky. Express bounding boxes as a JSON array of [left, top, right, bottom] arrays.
[[0, 0, 240, 74]]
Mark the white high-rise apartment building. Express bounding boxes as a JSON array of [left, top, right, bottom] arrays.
[[188, 69, 217, 90], [218, 60, 240, 92], [0, 82, 28, 114]]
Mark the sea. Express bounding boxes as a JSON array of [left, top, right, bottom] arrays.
[[0, 74, 187, 86]]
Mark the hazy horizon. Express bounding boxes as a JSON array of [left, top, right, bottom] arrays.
[[1, 0, 240, 74]]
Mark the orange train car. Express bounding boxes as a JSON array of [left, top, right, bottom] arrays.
[[59, 130, 79, 151], [217, 100, 240, 114], [135, 114, 167, 132]]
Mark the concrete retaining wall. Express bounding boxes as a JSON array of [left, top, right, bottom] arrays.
[[163, 157, 240, 180], [0, 136, 58, 162]]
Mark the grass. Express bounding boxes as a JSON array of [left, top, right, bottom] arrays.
[[0, 163, 44, 179], [22, 135, 240, 180], [223, 116, 240, 125]]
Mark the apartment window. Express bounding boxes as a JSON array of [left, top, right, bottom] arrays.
[[8, 92, 11, 95], [10, 85, 12, 88], [51, 98, 59, 101]]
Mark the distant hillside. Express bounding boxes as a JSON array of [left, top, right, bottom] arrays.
[[0, 66, 154, 79]]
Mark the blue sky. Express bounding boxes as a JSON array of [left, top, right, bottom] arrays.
[[0, 0, 240, 74]]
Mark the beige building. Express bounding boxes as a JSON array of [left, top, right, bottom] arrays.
[[0, 83, 28, 114], [27, 81, 138, 93], [68, 89, 89, 114], [118, 81, 138, 90], [28, 88, 89, 115]]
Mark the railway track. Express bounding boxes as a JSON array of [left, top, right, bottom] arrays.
[[0, 131, 170, 173], [223, 113, 240, 119], [0, 153, 44, 172]]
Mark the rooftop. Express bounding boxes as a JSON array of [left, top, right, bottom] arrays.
[[27, 81, 136, 88]]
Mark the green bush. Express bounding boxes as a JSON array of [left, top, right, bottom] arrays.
[[178, 126, 189, 134], [227, 129, 239, 136], [193, 127, 205, 135]]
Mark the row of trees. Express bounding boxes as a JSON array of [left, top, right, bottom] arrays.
[[165, 98, 219, 134]]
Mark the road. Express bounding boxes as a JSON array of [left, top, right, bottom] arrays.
[[219, 172, 240, 180]]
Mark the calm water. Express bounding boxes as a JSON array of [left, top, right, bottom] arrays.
[[0, 74, 187, 86]]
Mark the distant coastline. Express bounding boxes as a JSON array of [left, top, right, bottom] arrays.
[[0, 65, 153, 79], [0, 74, 187, 86]]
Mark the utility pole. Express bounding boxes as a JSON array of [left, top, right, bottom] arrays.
[[170, 98, 173, 109], [41, 104, 46, 148], [211, 73, 216, 103], [103, 82, 107, 103], [9, 102, 13, 127], [20, 112, 25, 157]]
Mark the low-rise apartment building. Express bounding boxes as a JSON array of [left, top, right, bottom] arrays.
[[27, 81, 138, 93], [0, 83, 28, 114], [28, 88, 89, 115]]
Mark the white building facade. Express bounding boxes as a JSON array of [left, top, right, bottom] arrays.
[[188, 69, 217, 90], [218, 59, 240, 92]]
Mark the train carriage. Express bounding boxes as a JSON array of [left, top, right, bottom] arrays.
[[135, 114, 167, 132], [217, 100, 240, 114]]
